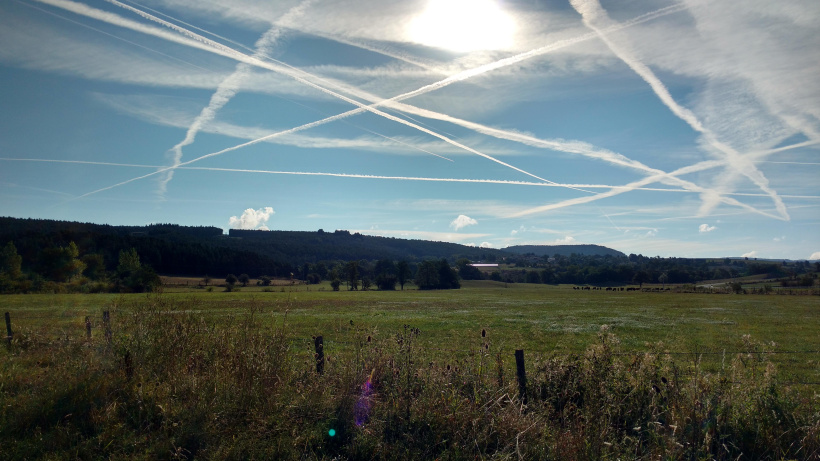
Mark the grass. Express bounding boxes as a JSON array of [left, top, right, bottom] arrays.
[[1, 282, 818, 459]]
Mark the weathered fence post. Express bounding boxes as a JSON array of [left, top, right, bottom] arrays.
[[314, 335, 325, 374], [4, 312, 11, 346], [85, 316, 92, 341], [123, 351, 133, 380], [103, 311, 111, 344], [515, 349, 527, 404]]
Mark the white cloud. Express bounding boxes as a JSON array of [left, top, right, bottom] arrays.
[[699, 223, 717, 233], [479, 242, 493, 248], [555, 236, 576, 244], [228, 206, 275, 230], [450, 214, 478, 231], [645, 229, 658, 238], [742, 250, 758, 258], [810, 251, 820, 260], [773, 236, 786, 242]]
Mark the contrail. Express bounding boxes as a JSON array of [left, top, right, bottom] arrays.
[[569, 0, 789, 221], [65, 0, 685, 196], [41, 0, 737, 211], [121, 0, 260, 56], [0, 157, 679, 190], [34, 0, 806, 213], [13, 0, 213, 73], [5, 157, 818, 200], [126, 0, 449, 75], [40, 0, 568, 194], [157, 1, 313, 198], [509, 158, 787, 220], [32, 0, 248, 59], [510, 135, 820, 218]]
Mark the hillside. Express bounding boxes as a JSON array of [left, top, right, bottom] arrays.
[[0, 217, 505, 277], [226, 229, 504, 264], [504, 244, 625, 258]]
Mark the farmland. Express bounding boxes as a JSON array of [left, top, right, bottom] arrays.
[[1, 282, 818, 459]]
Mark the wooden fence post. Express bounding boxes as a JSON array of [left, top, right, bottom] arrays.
[[515, 349, 527, 404], [123, 351, 133, 380], [103, 311, 111, 344], [314, 335, 325, 374], [4, 312, 11, 346], [85, 316, 92, 341]]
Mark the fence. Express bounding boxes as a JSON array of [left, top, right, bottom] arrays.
[[4, 310, 819, 393]]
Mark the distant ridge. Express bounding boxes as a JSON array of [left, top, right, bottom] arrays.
[[503, 244, 626, 258]]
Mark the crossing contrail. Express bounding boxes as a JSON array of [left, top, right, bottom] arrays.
[[157, 1, 313, 198], [569, 0, 789, 220], [39, 0, 764, 218], [44, 0, 686, 200], [37, 0, 571, 196], [99, 0, 606, 188]]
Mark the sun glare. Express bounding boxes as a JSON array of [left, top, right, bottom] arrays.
[[409, 0, 516, 52]]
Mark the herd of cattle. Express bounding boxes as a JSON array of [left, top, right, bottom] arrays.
[[572, 286, 672, 292]]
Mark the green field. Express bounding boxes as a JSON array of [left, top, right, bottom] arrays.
[[2, 282, 819, 459], [5, 282, 818, 379]]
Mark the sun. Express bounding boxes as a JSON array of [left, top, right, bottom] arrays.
[[408, 0, 516, 53]]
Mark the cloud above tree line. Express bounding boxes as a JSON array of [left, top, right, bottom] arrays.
[[229, 206, 275, 230]]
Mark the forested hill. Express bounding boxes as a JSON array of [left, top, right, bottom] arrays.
[[224, 229, 503, 263], [504, 244, 625, 258], [0, 217, 505, 277], [0, 217, 288, 277]]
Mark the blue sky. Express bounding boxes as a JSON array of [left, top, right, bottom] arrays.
[[1, 0, 819, 259]]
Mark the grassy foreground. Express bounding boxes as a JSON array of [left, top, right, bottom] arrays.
[[1, 283, 818, 459]]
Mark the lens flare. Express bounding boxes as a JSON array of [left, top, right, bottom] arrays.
[[355, 370, 376, 426]]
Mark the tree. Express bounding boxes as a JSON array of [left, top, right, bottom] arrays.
[[0, 241, 22, 279], [203, 274, 212, 286], [225, 273, 238, 286], [238, 273, 250, 287], [41, 241, 85, 282], [116, 248, 159, 293], [361, 276, 372, 291], [456, 258, 483, 280], [374, 259, 398, 290], [118, 247, 141, 277], [259, 275, 272, 286], [331, 278, 341, 291], [632, 270, 650, 288], [414, 261, 439, 290], [437, 259, 460, 289], [81, 253, 106, 280], [345, 261, 359, 291], [397, 260, 411, 290], [0, 241, 23, 293], [63, 242, 85, 281], [658, 272, 669, 289]]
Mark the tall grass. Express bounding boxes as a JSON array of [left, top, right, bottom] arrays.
[[1, 295, 817, 459]]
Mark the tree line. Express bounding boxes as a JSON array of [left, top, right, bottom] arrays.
[[1, 217, 816, 293]]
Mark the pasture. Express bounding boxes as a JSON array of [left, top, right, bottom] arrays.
[[1, 282, 818, 459], [5, 282, 818, 379]]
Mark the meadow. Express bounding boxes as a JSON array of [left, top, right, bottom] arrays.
[[1, 282, 818, 459]]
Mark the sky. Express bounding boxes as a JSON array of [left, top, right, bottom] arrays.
[[1, 0, 819, 260]]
